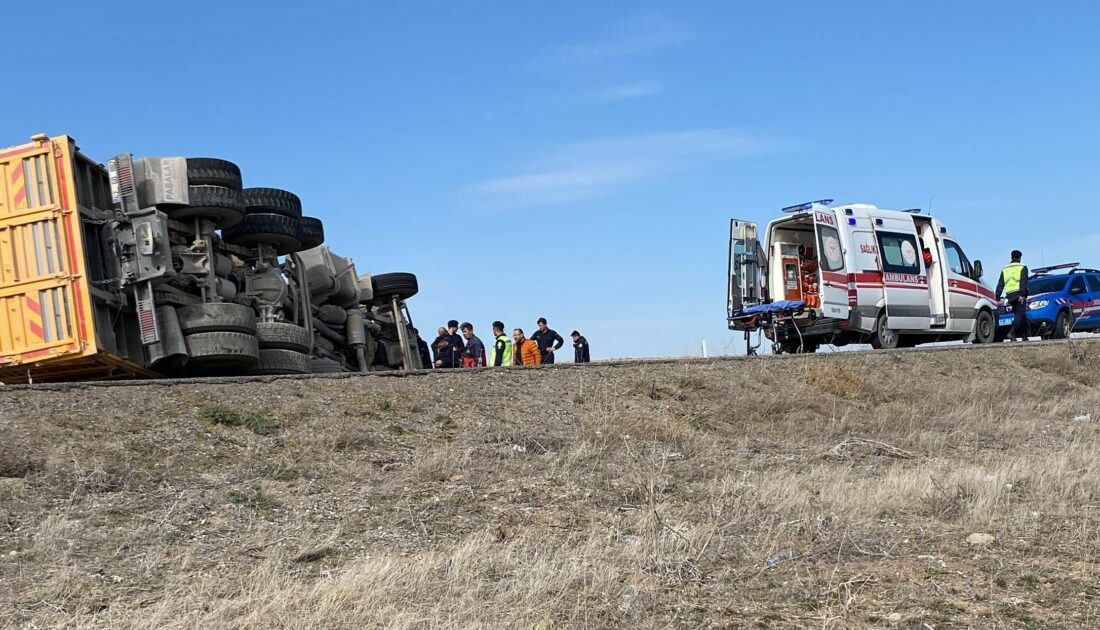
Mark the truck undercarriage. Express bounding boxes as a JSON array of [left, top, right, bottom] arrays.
[[0, 135, 422, 383]]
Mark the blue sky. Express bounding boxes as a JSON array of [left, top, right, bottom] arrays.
[[4, 2, 1099, 358]]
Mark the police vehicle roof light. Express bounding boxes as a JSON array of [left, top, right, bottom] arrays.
[[1032, 262, 1080, 276]]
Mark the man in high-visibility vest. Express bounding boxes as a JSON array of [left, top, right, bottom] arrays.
[[489, 321, 513, 367], [995, 249, 1030, 341]]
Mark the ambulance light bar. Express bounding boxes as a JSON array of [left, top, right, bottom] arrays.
[[1031, 262, 1080, 276], [781, 199, 833, 213]]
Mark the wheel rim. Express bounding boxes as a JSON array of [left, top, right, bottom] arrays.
[[1063, 315, 1072, 337], [882, 329, 896, 346], [979, 314, 992, 339], [878, 317, 896, 347]]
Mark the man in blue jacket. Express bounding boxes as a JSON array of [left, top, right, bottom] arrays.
[[532, 317, 565, 364], [571, 330, 590, 363]]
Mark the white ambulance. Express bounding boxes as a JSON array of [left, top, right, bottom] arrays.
[[727, 200, 998, 353]]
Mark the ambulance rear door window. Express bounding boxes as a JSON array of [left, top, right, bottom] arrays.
[[817, 225, 844, 272], [876, 232, 920, 274]]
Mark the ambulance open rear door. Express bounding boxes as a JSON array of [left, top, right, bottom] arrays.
[[812, 210, 851, 320], [728, 219, 765, 326]]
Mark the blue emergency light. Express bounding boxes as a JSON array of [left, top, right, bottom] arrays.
[[781, 198, 833, 213]]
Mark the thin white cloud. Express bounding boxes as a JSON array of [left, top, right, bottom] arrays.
[[595, 81, 663, 102], [470, 129, 781, 207], [540, 11, 694, 66]]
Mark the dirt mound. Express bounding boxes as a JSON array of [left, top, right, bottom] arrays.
[[3, 342, 1100, 627]]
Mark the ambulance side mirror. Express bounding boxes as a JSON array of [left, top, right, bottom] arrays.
[[972, 260, 984, 280]]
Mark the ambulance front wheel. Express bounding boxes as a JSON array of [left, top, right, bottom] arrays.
[[870, 312, 899, 350]]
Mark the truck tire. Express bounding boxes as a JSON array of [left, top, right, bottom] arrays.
[[176, 303, 257, 335], [371, 272, 418, 303], [247, 349, 311, 375], [168, 185, 245, 228], [184, 331, 259, 370], [222, 213, 303, 255], [310, 357, 345, 373], [1051, 310, 1073, 340], [242, 188, 302, 219], [870, 312, 899, 350], [298, 216, 324, 250], [186, 158, 242, 190], [972, 309, 996, 344], [256, 321, 311, 352]]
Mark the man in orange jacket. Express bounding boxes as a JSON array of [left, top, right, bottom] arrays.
[[512, 328, 543, 367]]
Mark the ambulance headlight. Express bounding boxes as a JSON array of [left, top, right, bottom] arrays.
[[1028, 299, 1049, 310]]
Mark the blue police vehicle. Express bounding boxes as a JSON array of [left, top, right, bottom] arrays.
[[997, 263, 1100, 339]]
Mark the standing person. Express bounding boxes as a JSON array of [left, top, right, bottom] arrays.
[[512, 328, 542, 367], [446, 319, 465, 356], [432, 326, 448, 365], [433, 326, 461, 368], [460, 322, 486, 368], [413, 328, 432, 369], [995, 250, 1030, 342], [489, 321, 513, 367], [531, 317, 564, 365], [571, 330, 590, 363]]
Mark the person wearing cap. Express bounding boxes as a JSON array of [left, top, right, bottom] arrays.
[[571, 330, 590, 363], [512, 328, 542, 367], [413, 327, 432, 369], [531, 317, 565, 365], [446, 319, 465, 358], [995, 250, 1030, 342], [459, 322, 486, 368], [489, 321, 513, 367]]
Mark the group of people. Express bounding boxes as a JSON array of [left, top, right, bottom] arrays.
[[414, 318, 590, 369]]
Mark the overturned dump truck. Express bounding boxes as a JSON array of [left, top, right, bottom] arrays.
[[0, 134, 422, 383]]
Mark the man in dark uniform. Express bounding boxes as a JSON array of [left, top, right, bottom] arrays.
[[446, 319, 465, 357], [995, 250, 1030, 342], [531, 317, 564, 364], [571, 330, 590, 363], [413, 328, 432, 369]]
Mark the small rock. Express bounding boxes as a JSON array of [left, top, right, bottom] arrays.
[[1073, 414, 1091, 422], [765, 546, 801, 567], [966, 532, 995, 546], [887, 612, 902, 622]]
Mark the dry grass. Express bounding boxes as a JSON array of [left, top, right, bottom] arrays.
[[2, 341, 1100, 627]]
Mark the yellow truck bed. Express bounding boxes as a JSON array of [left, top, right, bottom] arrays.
[[0, 134, 152, 383]]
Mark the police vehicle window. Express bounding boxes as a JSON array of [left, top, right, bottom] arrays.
[[816, 225, 844, 272], [943, 241, 971, 276], [1029, 276, 1068, 295], [1087, 275, 1100, 293], [876, 232, 920, 274], [1070, 276, 1087, 295]]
